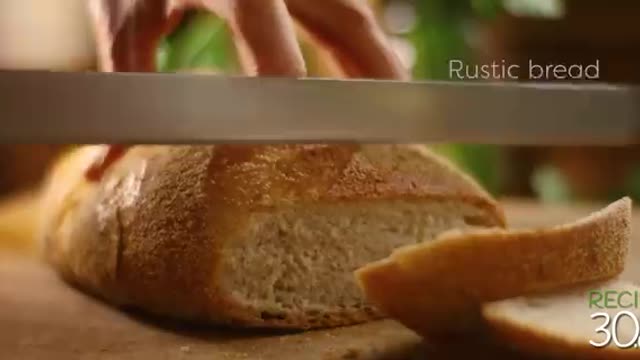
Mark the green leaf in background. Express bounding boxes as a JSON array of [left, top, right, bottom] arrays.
[[503, 0, 565, 19], [156, 38, 171, 71], [621, 166, 640, 202], [428, 144, 503, 196], [433, 144, 503, 195], [158, 12, 237, 72], [410, 0, 471, 80], [411, 0, 504, 195], [531, 165, 572, 203], [471, 0, 503, 19]]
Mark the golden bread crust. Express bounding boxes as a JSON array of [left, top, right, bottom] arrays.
[[356, 198, 631, 334], [42, 144, 503, 328]]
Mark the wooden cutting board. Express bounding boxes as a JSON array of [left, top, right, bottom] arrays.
[[1, 200, 638, 359]]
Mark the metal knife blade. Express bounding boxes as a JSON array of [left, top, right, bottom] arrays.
[[1, 70, 639, 145]]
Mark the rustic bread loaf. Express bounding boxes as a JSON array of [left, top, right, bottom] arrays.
[[356, 198, 631, 334], [484, 279, 640, 359], [40, 144, 504, 329]]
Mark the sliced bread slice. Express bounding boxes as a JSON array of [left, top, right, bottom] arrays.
[[483, 280, 640, 359], [355, 198, 631, 335]]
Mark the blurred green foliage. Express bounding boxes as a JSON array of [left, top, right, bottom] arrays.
[[411, 1, 469, 80], [531, 165, 572, 203], [622, 167, 640, 202], [411, 0, 504, 194], [433, 144, 503, 195], [157, 12, 237, 72]]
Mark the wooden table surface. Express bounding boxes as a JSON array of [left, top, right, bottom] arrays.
[[1, 200, 638, 359]]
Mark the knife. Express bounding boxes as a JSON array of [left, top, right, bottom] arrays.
[[1, 70, 639, 145]]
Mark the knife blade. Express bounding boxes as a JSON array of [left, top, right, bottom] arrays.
[[1, 70, 639, 145]]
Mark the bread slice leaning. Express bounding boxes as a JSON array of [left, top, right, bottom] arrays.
[[484, 280, 640, 359], [355, 198, 631, 335], [39, 144, 504, 329]]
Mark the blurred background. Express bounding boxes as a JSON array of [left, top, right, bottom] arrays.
[[1, 0, 639, 255]]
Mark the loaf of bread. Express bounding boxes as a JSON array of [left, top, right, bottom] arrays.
[[39, 144, 504, 329], [484, 279, 640, 359], [356, 198, 631, 334]]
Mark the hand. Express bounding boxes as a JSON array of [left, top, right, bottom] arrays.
[[84, 145, 129, 182], [89, 0, 408, 79], [85, 0, 407, 181]]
